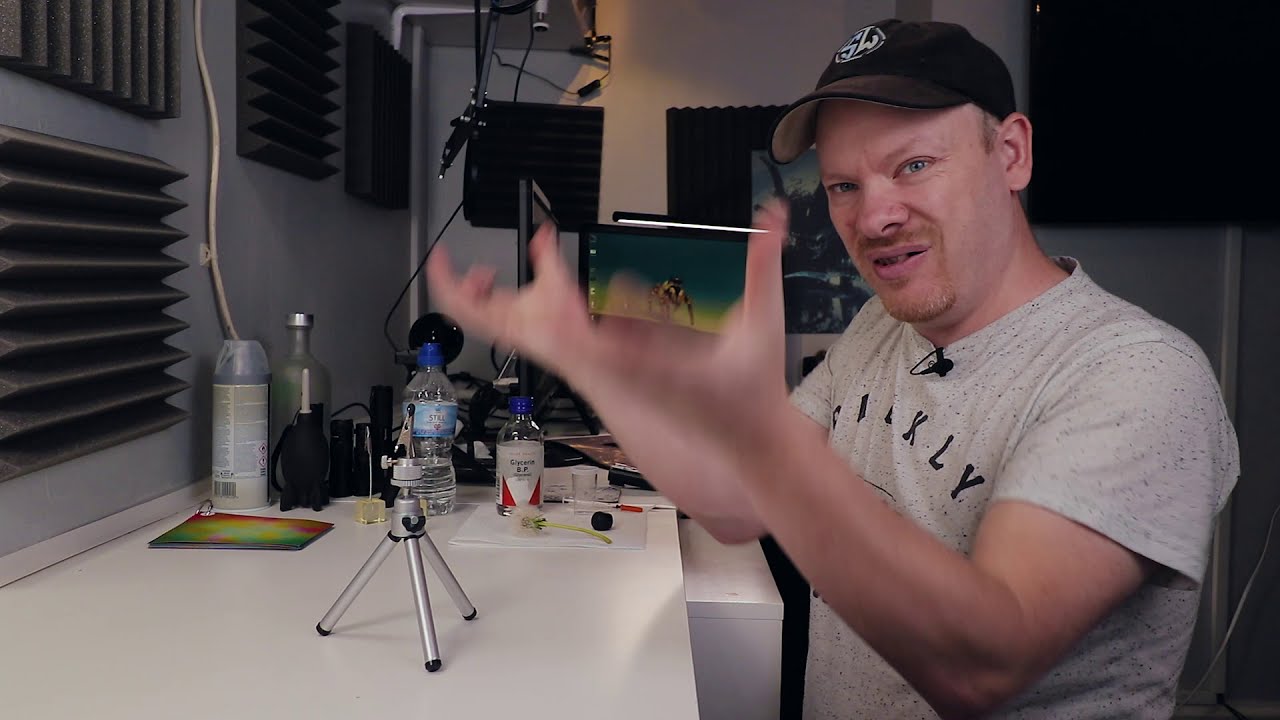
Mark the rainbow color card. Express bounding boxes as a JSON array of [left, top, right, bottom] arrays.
[[148, 511, 334, 551]]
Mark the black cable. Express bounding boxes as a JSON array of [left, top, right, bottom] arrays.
[[601, 42, 613, 85], [331, 402, 372, 419], [449, 371, 486, 389], [490, 0, 537, 15], [513, 11, 534, 102], [476, 0, 537, 83], [382, 200, 465, 354], [473, 0, 481, 83], [490, 344, 502, 373], [572, 40, 612, 98], [492, 51, 573, 94], [1218, 695, 1250, 720]]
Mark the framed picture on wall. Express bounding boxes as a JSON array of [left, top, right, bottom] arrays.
[[751, 149, 872, 334]]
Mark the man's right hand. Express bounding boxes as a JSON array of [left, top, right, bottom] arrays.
[[425, 220, 772, 540]]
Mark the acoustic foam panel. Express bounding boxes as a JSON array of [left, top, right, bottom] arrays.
[[344, 23, 409, 209], [463, 100, 604, 232], [0, 0, 179, 118], [666, 105, 786, 228], [0, 123, 189, 483], [236, 0, 341, 180]]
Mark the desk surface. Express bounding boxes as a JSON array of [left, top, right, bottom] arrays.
[[0, 496, 700, 720]]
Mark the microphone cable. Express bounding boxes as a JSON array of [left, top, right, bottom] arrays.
[[383, 200, 465, 355], [910, 347, 953, 377]]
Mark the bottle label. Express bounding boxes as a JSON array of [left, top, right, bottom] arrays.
[[496, 441, 543, 509], [406, 402, 456, 438], [211, 383, 269, 510]]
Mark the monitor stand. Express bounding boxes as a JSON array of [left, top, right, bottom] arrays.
[[527, 367, 601, 436]]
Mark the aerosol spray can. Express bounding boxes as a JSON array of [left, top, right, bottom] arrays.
[[211, 340, 271, 510]]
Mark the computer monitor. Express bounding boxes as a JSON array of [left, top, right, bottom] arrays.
[[577, 223, 748, 333]]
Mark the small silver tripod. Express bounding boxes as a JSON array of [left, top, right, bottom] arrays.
[[316, 405, 476, 671]]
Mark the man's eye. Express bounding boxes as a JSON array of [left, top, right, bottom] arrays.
[[903, 159, 931, 174], [827, 182, 857, 194]]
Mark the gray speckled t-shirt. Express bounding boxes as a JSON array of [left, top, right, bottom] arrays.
[[789, 258, 1239, 719]]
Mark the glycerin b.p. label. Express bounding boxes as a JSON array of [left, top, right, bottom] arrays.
[[495, 396, 543, 515]]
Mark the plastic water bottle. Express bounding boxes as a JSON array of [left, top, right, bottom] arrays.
[[496, 396, 544, 516], [403, 343, 457, 515]]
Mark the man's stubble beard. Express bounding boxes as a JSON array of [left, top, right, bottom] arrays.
[[854, 225, 956, 324]]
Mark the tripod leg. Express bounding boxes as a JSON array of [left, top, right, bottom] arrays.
[[404, 539, 443, 671], [418, 532, 477, 619], [316, 534, 398, 636]]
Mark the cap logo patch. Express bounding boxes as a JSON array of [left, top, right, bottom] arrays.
[[834, 25, 886, 63]]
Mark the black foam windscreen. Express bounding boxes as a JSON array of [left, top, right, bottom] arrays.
[[463, 100, 604, 232], [408, 313, 464, 363]]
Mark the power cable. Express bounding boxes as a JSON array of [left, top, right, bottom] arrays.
[[383, 200, 465, 354]]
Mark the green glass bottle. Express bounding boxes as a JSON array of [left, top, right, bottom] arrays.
[[270, 313, 331, 465]]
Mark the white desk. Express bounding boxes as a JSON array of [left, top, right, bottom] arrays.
[[0, 497, 699, 720], [681, 521, 785, 720]]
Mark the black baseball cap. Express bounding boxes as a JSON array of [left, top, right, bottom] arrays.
[[769, 19, 1016, 164]]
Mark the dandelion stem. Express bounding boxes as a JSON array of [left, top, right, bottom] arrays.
[[540, 520, 613, 544]]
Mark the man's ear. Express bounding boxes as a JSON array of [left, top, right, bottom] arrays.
[[999, 112, 1033, 193]]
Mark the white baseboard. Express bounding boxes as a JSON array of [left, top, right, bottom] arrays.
[[0, 481, 208, 588]]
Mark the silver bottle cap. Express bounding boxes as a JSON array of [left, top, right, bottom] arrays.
[[287, 313, 314, 328]]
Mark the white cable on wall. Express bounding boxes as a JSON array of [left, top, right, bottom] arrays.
[[1180, 497, 1280, 705], [194, 0, 241, 341]]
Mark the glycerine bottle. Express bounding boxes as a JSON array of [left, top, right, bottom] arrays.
[[495, 396, 544, 516]]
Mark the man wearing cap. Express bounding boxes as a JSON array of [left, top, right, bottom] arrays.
[[428, 18, 1238, 719]]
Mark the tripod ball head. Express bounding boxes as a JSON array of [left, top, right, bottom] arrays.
[[388, 457, 425, 488]]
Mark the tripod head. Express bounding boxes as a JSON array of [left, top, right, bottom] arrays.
[[384, 403, 425, 492]]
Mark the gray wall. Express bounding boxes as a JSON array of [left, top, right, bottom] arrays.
[[1228, 236, 1280, 701], [0, 0, 409, 557], [423, 0, 1280, 706]]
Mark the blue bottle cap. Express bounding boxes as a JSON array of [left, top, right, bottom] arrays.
[[509, 396, 533, 415], [418, 343, 443, 367]]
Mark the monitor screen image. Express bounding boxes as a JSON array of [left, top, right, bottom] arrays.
[[578, 224, 748, 333]]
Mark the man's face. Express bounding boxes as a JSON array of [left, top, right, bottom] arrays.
[[815, 102, 1015, 331]]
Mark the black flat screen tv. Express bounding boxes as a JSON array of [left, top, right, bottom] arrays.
[[1027, 0, 1279, 225]]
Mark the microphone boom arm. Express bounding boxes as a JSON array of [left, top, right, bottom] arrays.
[[438, 0, 538, 178]]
